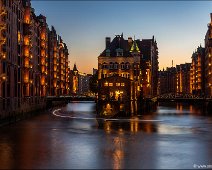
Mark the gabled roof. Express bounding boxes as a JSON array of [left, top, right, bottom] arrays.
[[99, 35, 134, 57]]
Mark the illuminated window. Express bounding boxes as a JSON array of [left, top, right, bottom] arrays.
[[127, 73, 130, 79], [116, 83, 120, 86], [121, 83, 125, 86], [109, 83, 113, 86], [104, 82, 108, 86], [18, 31, 21, 43]]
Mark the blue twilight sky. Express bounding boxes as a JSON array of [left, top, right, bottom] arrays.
[[32, 1, 212, 74]]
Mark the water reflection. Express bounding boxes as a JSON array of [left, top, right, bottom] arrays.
[[0, 101, 212, 169]]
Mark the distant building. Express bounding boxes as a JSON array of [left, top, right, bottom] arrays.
[[176, 63, 191, 94], [70, 64, 79, 94], [140, 37, 159, 96], [190, 46, 205, 95], [158, 67, 177, 95], [93, 68, 98, 75], [205, 13, 212, 97]]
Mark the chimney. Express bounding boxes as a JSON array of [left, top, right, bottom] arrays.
[[211, 13, 212, 23], [128, 37, 132, 46], [105, 37, 111, 49]]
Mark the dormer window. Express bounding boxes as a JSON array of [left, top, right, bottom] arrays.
[[106, 49, 110, 57], [116, 48, 123, 56]]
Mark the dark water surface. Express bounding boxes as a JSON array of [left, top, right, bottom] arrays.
[[0, 101, 212, 169]]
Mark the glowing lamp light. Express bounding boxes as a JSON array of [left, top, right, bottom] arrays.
[[0, 73, 7, 82]]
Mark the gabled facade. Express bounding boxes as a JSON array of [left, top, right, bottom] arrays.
[[98, 34, 159, 100], [98, 34, 142, 102]]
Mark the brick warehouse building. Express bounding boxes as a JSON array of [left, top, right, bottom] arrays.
[[97, 34, 159, 116], [0, 0, 71, 118]]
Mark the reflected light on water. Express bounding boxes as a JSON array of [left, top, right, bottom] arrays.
[[113, 137, 124, 169]]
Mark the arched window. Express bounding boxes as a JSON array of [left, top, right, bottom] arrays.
[[121, 62, 125, 70], [102, 62, 108, 69], [114, 62, 118, 69], [125, 62, 130, 69], [109, 62, 113, 69]]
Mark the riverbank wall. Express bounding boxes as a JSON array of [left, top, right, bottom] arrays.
[[0, 97, 67, 127]]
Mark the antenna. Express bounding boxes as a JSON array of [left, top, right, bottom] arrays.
[[172, 60, 173, 67]]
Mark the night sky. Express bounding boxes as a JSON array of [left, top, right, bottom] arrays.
[[32, 1, 212, 74]]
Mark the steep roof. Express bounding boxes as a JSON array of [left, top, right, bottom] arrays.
[[99, 35, 134, 57]]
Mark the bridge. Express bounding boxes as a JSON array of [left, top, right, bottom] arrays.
[[156, 93, 212, 102]]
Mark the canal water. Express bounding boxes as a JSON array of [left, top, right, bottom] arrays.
[[0, 101, 212, 169]]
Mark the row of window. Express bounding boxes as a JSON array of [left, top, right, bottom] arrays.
[[102, 73, 130, 79], [106, 48, 124, 57], [104, 82, 125, 87], [102, 62, 139, 70]]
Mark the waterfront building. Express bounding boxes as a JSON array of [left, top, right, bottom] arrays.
[[0, 0, 25, 115], [0, 0, 72, 118], [190, 46, 205, 95], [70, 63, 91, 95], [140, 37, 159, 96], [70, 63, 79, 94], [205, 13, 212, 97], [78, 73, 92, 95], [176, 63, 191, 94], [48, 26, 59, 96], [98, 34, 142, 102], [158, 67, 177, 95]]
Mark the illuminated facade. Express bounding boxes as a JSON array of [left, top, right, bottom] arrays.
[[71, 63, 78, 94], [98, 34, 142, 101], [78, 73, 92, 95], [176, 63, 191, 94], [48, 26, 59, 96], [23, 0, 32, 97], [0, 0, 24, 114], [37, 15, 48, 97], [48, 27, 70, 96], [140, 37, 159, 96], [205, 13, 212, 97], [190, 46, 205, 95], [0, 0, 72, 117]]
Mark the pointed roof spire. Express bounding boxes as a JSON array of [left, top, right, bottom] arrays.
[[130, 36, 140, 53]]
